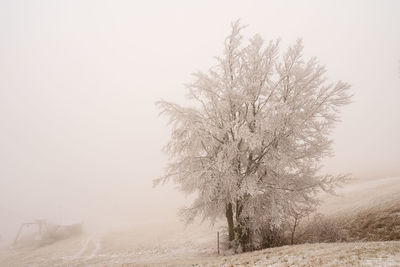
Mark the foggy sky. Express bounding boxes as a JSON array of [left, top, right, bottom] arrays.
[[0, 0, 399, 237]]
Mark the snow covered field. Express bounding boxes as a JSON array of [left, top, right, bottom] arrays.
[[319, 176, 400, 215], [189, 241, 400, 267], [0, 223, 218, 266], [1, 176, 400, 266], [1, 237, 399, 266]]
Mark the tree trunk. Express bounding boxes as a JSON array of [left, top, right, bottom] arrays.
[[235, 200, 251, 251], [236, 200, 243, 245], [225, 203, 235, 242], [291, 217, 298, 245]]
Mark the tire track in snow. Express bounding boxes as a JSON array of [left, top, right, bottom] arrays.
[[87, 238, 100, 259], [70, 236, 101, 260], [72, 237, 91, 259]]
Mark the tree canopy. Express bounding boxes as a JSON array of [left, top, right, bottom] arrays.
[[156, 21, 351, 251]]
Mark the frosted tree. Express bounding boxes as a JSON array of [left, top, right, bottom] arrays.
[[155, 21, 351, 251]]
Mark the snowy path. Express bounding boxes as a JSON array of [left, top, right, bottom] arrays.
[[70, 236, 101, 260]]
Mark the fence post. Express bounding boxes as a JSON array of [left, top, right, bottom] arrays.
[[217, 231, 220, 255]]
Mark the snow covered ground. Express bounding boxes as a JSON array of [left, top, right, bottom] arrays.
[[319, 176, 400, 215], [0, 222, 219, 266], [189, 241, 400, 267], [1, 236, 399, 266], [1, 176, 400, 266]]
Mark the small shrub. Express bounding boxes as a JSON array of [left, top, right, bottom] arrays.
[[296, 213, 349, 243]]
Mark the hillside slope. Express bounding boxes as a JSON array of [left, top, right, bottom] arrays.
[[187, 241, 400, 267]]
